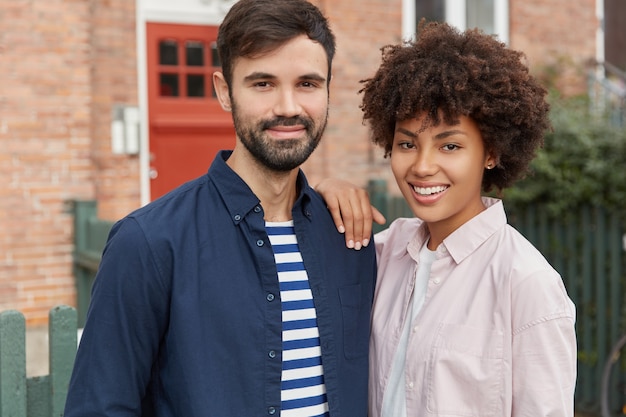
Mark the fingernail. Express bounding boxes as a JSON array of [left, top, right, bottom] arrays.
[[354, 241, 362, 251], [362, 238, 369, 247], [347, 240, 355, 249], [338, 225, 345, 233]]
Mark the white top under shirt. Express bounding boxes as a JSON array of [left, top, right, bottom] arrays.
[[266, 221, 330, 417], [381, 242, 437, 417]]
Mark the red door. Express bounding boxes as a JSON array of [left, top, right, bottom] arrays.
[[147, 23, 235, 200]]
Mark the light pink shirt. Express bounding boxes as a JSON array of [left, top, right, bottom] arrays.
[[370, 197, 577, 417]]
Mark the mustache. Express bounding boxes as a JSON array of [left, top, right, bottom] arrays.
[[261, 116, 312, 130]]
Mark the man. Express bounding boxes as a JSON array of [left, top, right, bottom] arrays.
[[63, 1, 376, 416]]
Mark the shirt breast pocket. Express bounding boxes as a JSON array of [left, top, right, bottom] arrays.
[[426, 323, 504, 417], [338, 284, 368, 359]]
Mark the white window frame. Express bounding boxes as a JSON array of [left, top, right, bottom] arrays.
[[402, 0, 509, 44]]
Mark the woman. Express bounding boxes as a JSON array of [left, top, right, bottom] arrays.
[[318, 21, 576, 417]]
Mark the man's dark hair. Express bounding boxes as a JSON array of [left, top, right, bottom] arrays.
[[217, 0, 336, 88], [360, 21, 551, 192]]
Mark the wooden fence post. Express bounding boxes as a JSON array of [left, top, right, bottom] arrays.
[[367, 179, 390, 234]]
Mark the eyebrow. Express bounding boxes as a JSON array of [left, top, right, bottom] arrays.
[[243, 72, 327, 83], [395, 127, 418, 138], [395, 127, 466, 140]]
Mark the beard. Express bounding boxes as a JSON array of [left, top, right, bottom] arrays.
[[231, 100, 328, 172]]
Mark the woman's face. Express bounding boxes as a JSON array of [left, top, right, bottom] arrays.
[[391, 112, 496, 246]]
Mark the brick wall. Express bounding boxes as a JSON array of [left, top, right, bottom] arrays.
[[89, 0, 140, 222], [509, 0, 598, 96], [0, 0, 138, 325], [0, 0, 94, 324], [302, 0, 400, 188]]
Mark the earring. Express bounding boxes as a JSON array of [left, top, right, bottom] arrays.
[[486, 163, 493, 169]]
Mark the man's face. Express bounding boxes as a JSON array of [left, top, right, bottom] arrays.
[[218, 35, 330, 172]]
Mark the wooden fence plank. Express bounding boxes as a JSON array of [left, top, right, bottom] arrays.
[[580, 205, 596, 408], [607, 213, 626, 410], [594, 207, 608, 409], [565, 217, 578, 307], [48, 306, 77, 417], [0, 310, 27, 417], [550, 220, 565, 280]]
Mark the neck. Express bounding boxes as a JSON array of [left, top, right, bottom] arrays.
[[227, 147, 299, 222], [425, 197, 487, 250]]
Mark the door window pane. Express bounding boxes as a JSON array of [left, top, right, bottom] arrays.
[[159, 40, 178, 66], [160, 73, 179, 96], [187, 74, 205, 97], [186, 41, 204, 66]]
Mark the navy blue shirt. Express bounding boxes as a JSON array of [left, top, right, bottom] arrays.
[[64, 151, 376, 417]]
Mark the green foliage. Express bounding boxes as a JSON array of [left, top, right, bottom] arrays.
[[502, 93, 626, 219]]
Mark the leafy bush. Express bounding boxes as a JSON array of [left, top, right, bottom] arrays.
[[502, 93, 626, 219]]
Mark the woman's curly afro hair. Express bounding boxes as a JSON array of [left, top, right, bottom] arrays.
[[360, 21, 551, 192]]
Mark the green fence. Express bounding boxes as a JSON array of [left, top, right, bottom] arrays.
[[71, 201, 114, 327], [368, 179, 626, 416], [0, 306, 77, 417]]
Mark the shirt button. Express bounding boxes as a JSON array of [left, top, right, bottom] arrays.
[[268, 350, 276, 358], [432, 278, 441, 284], [256, 239, 264, 247], [266, 293, 275, 302], [413, 325, 419, 333], [268, 406, 277, 415], [233, 214, 241, 221], [408, 381, 414, 389], [254, 206, 262, 213]]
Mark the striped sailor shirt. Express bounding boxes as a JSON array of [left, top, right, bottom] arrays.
[[267, 221, 330, 417]]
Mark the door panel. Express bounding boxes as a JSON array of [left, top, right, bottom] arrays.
[[147, 22, 235, 200]]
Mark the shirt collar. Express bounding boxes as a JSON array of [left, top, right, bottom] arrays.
[[407, 197, 507, 264], [208, 150, 313, 225]]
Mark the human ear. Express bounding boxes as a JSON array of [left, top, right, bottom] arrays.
[[485, 153, 498, 170], [213, 71, 232, 112]]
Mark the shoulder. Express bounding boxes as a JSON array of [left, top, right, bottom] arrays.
[[492, 226, 576, 327], [304, 186, 377, 259], [107, 175, 213, 257], [374, 217, 424, 255], [496, 225, 554, 274], [129, 175, 210, 223]]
